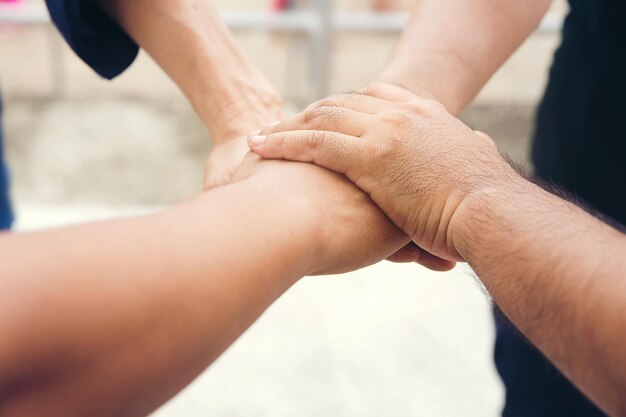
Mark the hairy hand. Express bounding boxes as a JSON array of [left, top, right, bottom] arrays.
[[248, 83, 517, 262]]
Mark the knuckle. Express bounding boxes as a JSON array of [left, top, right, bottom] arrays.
[[307, 131, 326, 149], [358, 84, 379, 97], [423, 98, 447, 113], [313, 105, 347, 125], [270, 132, 287, 148], [324, 93, 351, 105], [310, 99, 334, 111], [301, 102, 334, 126], [305, 93, 348, 111], [407, 98, 446, 118], [304, 105, 333, 123], [303, 100, 324, 114], [301, 109, 317, 126], [380, 111, 412, 129], [368, 140, 396, 162]]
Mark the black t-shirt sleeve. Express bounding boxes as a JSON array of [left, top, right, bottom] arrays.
[[45, 0, 139, 79]]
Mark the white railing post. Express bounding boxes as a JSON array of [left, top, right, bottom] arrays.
[[309, 0, 331, 100]]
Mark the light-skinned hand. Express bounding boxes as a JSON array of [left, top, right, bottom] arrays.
[[248, 83, 517, 262], [229, 151, 456, 274]]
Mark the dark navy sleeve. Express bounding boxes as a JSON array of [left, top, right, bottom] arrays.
[[45, 0, 139, 80]]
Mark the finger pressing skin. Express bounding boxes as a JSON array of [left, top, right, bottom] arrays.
[[415, 252, 457, 272], [387, 242, 457, 272], [259, 106, 373, 138], [248, 130, 363, 178]]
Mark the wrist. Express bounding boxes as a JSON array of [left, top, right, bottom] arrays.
[[376, 72, 441, 102], [170, 176, 323, 284], [195, 81, 283, 144], [377, 65, 464, 115], [449, 175, 533, 262], [119, 0, 282, 143], [235, 173, 326, 278]]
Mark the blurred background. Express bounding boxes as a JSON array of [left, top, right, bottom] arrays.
[[0, 1, 568, 416]]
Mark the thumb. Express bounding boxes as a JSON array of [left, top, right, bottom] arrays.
[[248, 130, 363, 177]]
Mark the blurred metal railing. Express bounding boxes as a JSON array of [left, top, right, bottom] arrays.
[[0, 1, 564, 100]]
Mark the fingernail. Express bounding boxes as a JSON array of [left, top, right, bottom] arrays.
[[249, 135, 267, 147], [249, 129, 262, 138]]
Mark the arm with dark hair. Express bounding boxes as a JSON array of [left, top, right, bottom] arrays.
[[248, 86, 626, 415], [452, 179, 626, 417]]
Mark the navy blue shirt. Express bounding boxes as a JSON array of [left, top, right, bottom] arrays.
[[44, 0, 139, 79], [498, 1, 625, 416], [0, 98, 12, 230], [0, 0, 140, 229]]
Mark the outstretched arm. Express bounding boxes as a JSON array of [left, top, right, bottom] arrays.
[[0, 158, 406, 417], [249, 86, 626, 415], [378, 0, 552, 114], [0, 5, 410, 415]]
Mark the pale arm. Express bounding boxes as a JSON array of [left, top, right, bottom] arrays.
[[378, 0, 552, 114], [94, 0, 283, 187], [94, 0, 282, 142]]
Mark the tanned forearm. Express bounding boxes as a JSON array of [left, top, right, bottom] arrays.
[[453, 180, 626, 416], [247, 82, 626, 416], [378, 0, 552, 114], [95, 0, 282, 142], [0, 177, 320, 417]]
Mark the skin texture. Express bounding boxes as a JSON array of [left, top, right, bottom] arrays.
[[249, 85, 626, 416], [0, 2, 410, 415], [95, 0, 283, 189], [93, 0, 457, 272], [0, 159, 408, 417], [378, 0, 552, 115]]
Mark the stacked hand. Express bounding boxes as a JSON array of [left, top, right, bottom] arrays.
[[198, 72, 463, 271], [202, 78, 283, 190], [203, 137, 251, 189], [248, 83, 519, 263], [229, 153, 417, 275]]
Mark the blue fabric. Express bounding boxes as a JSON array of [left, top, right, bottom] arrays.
[[45, 0, 139, 79], [0, 99, 14, 231], [0, 1, 140, 230], [494, 308, 606, 417]]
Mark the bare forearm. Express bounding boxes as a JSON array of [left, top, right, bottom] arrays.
[[95, 0, 282, 141], [247, 81, 626, 415], [379, 0, 551, 114], [454, 180, 626, 415], [0, 179, 317, 417]]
